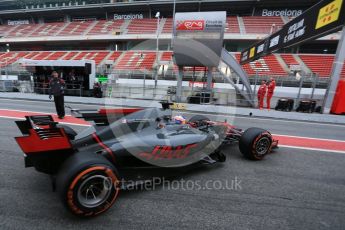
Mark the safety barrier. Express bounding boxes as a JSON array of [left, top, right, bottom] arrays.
[[33, 82, 83, 97]]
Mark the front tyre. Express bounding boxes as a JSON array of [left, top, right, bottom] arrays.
[[56, 153, 120, 217], [239, 128, 272, 160]]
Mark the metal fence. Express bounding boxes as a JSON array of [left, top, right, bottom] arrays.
[[102, 71, 330, 109], [33, 82, 83, 96], [1, 65, 332, 110]]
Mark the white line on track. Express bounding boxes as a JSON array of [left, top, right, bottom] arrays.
[[279, 145, 345, 154], [272, 134, 345, 143], [0, 115, 90, 127], [181, 111, 345, 128], [0, 108, 56, 114]]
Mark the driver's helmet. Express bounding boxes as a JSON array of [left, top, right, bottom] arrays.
[[172, 115, 186, 124]]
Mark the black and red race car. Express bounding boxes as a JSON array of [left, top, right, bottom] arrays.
[[14, 102, 278, 217]]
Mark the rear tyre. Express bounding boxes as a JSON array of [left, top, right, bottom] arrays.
[[56, 153, 120, 217], [239, 128, 272, 160]]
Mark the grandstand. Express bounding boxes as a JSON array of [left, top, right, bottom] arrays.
[[1, 50, 344, 78], [0, 0, 343, 81], [0, 16, 330, 37]]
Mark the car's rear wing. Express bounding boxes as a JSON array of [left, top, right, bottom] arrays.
[[15, 115, 74, 174], [15, 115, 73, 154]]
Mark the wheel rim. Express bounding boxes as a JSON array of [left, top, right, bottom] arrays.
[[77, 175, 113, 208], [255, 137, 271, 156]]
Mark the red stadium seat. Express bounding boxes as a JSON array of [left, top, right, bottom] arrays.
[[280, 54, 299, 68], [242, 16, 284, 34], [162, 19, 173, 34], [30, 22, 65, 37], [161, 52, 173, 62], [225, 17, 240, 33], [87, 20, 124, 35], [6, 24, 39, 37], [62, 51, 79, 60], [299, 54, 335, 77], [57, 21, 95, 36], [46, 51, 67, 60], [235, 53, 287, 76], [127, 19, 158, 34], [115, 51, 157, 70]]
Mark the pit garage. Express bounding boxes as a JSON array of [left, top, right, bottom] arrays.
[[19, 59, 96, 96]]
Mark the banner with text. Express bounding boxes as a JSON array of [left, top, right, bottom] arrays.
[[241, 0, 345, 64]]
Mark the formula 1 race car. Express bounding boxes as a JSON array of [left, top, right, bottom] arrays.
[[14, 102, 278, 217]]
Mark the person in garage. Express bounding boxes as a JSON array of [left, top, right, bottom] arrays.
[[267, 78, 276, 110], [257, 80, 267, 110], [49, 71, 65, 119]]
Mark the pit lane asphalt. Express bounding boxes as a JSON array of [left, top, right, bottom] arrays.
[[0, 99, 345, 230]]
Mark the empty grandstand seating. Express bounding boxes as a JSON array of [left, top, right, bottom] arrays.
[[30, 22, 65, 37], [115, 51, 157, 70], [242, 16, 284, 34], [62, 51, 79, 60], [24, 52, 40, 59], [341, 65, 345, 79], [87, 20, 124, 35], [225, 17, 240, 33], [263, 55, 287, 76], [0, 25, 14, 36], [73, 51, 96, 61], [0, 16, 292, 38], [57, 21, 95, 36], [72, 51, 110, 64], [106, 51, 122, 62], [280, 54, 299, 67], [6, 24, 39, 37], [0, 51, 123, 67], [160, 52, 173, 62], [235, 53, 287, 76], [127, 19, 158, 34], [162, 18, 173, 34], [46, 51, 67, 60], [0, 52, 29, 67], [299, 55, 335, 77], [32, 52, 52, 60]]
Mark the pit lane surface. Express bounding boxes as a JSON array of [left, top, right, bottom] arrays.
[[1, 99, 345, 230]]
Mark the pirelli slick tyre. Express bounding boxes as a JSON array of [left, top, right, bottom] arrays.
[[56, 153, 120, 217], [239, 128, 272, 161]]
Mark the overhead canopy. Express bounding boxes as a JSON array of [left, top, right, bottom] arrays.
[[18, 58, 95, 67]]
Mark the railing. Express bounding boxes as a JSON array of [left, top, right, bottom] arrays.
[[105, 69, 331, 89], [33, 82, 83, 96]]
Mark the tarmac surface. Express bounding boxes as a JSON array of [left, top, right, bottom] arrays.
[[0, 98, 345, 230]]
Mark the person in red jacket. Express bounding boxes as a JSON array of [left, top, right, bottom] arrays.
[[267, 78, 276, 110], [257, 80, 267, 110]]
